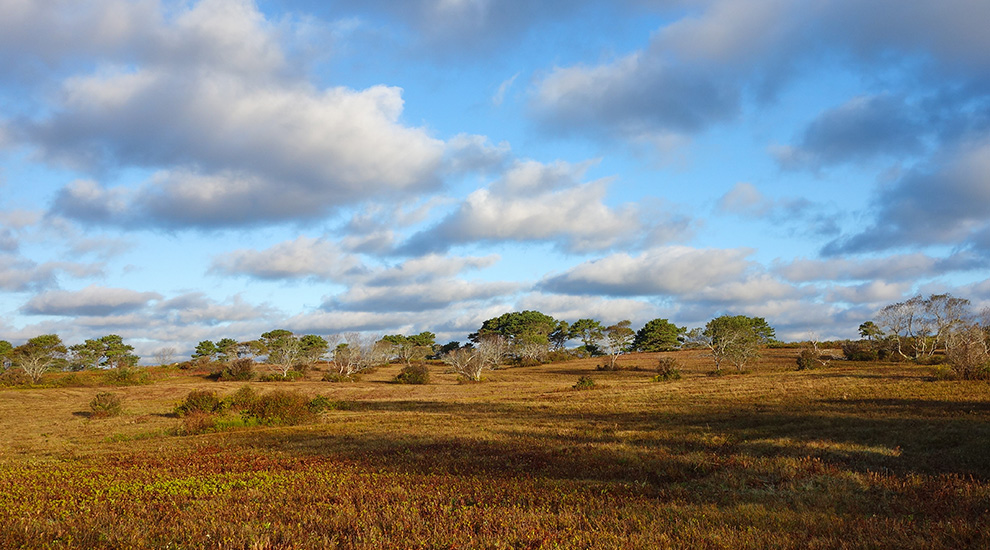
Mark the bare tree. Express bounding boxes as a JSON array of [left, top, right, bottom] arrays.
[[945, 324, 990, 379], [475, 334, 508, 371], [154, 346, 177, 366], [329, 333, 387, 376], [442, 347, 484, 381]]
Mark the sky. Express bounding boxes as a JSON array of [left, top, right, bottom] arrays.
[[2, 0, 990, 361]]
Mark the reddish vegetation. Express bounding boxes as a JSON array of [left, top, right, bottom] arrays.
[[1, 349, 988, 549]]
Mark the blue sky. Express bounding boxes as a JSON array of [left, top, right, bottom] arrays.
[[2, 0, 990, 361]]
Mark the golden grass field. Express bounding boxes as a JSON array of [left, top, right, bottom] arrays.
[[2, 348, 989, 549]]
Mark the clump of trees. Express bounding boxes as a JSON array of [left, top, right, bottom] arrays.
[[687, 315, 776, 373], [855, 293, 989, 378]]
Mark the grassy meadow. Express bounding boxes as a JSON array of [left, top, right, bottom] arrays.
[[1, 349, 989, 549]]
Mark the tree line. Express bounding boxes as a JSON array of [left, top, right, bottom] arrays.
[[0, 312, 777, 383], [6, 293, 987, 385]]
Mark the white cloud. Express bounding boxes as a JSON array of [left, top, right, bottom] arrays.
[[211, 236, 366, 281], [21, 284, 161, 316], [539, 246, 756, 296]]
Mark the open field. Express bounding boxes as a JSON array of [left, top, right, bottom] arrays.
[[2, 349, 989, 549]]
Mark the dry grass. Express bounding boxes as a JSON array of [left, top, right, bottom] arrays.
[[2, 349, 989, 548]]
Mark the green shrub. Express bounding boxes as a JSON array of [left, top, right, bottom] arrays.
[[89, 392, 123, 418], [796, 349, 818, 370], [176, 389, 223, 416], [842, 341, 879, 361], [393, 364, 430, 384], [573, 376, 596, 390], [227, 385, 258, 408], [247, 390, 316, 425], [213, 358, 255, 382], [258, 370, 303, 382], [307, 394, 338, 413], [653, 357, 682, 381]]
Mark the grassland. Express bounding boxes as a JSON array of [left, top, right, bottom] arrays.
[[1, 349, 989, 549]]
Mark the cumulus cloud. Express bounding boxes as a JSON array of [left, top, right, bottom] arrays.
[[774, 254, 942, 283], [12, 0, 444, 229], [21, 285, 162, 316], [538, 246, 756, 297], [0, 254, 103, 292], [403, 160, 692, 253], [529, 0, 990, 147], [772, 94, 926, 170], [325, 279, 521, 313], [211, 236, 367, 281], [824, 138, 990, 254]]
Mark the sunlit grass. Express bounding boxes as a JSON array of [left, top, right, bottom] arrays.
[[1, 349, 988, 548]]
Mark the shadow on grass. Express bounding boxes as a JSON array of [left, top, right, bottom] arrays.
[[223, 395, 990, 488]]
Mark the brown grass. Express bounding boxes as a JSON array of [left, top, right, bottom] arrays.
[[1, 349, 988, 548]]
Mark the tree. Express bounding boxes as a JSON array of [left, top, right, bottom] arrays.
[[154, 346, 177, 366], [633, 318, 685, 352], [68, 335, 138, 370], [600, 320, 635, 369], [215, 338, 240, 362], [858, 321, 883, 341], [299, 335, 329, 363], [380, 332, 435, 365], [329, 333, 387, 376], [260, 330, 301, 377], [442, 346, 484, 381], [569, 318, 604, 355], [192, 340, 219, 362], [945, 324, 990, 379], [549, 320, 571, 351], [470, 311, 559, 362], [701, 315, 775, 373], [475, 333, 509, 371], [99, 335, 140, 370], [14, 334, 67, 384], [874, 293, 974, 360]]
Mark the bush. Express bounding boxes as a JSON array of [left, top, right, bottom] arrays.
[[842, 341, 879, 361], [180, 411, 216, 435], [89, 392, 123, 418], [247, 390, 316, 425], [307, 394, 338, 413], [653, 357, 682, 381], [0, 369, 32, 387], [573, 376, 596, 390], [257, 370, 303, 382], [393, 364, 430, 384], [796, 349, 818, 370], [227, 385, 258, 408], [176, 389, 223, 416], [213, 358, 255, 382]]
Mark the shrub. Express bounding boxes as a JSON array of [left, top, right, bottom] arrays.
[[258, 370, 303, 382], [176, 389, 223, 416], [393, 364, 430, 385], [653, 357, 682, 381], [213, 358, 255, 382], [573, 376, 596, 390], [842, 340, 879, 361], [796, 349, 818, 370], [89, 392, 123, 418], [247, 390, 316, 425], [307, 394, 338, 413], [0, 369, 32, 387], [224, 385, 259, 410]]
